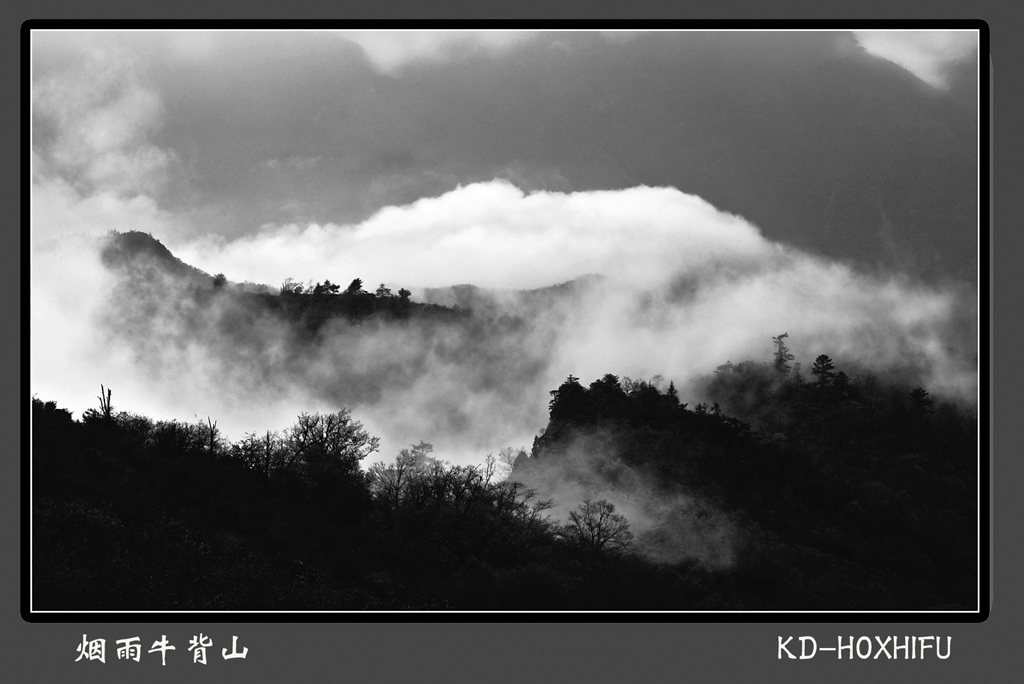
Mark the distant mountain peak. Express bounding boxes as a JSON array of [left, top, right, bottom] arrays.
[[100, 231, 213, 286]]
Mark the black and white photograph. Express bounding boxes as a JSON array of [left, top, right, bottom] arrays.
[[27, 26, 984, 616]]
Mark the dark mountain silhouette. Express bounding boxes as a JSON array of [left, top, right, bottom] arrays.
[[99, 230, 600, 327], [85, 232, 570, 439], [31, 231, 979, 612], [511, 364, 977, 610], [31, 350, 977, 611], [99, 229, 214, 287], [30, 30, 982, 615], [98, 230, 469, 324]]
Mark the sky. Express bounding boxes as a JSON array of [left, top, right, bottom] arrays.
[[30, 29, 980, 249], [851, 29, 979, 89], [30, 28, 980, 465]]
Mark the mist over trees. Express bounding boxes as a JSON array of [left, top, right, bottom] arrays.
[[512, 345, 976, 609], [35, 182, 979, 472], [30, 28, 981, 617], [88, 230, 561, 457], [32, 231, 979, 612], [33, 322, 977, 611]]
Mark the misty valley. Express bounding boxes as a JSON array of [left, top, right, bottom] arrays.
[[31, 232, 977, 612]]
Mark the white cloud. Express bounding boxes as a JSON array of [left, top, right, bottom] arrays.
[[29, 31, 978, 466], [171, 181, 770, 291], [177, 180, 973, 414], [336, 30, 537, 73], [852, 30, 978, 89], [31, 174, 176, 244], [33, 180, 976, 466], [31, 35, 188, 245], [33, 37, 177, 197]]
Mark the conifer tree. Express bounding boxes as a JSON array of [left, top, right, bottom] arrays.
[[811, 354, 836, 387], [772, 333, 795, 375]]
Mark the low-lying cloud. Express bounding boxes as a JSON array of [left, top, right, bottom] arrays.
[[171, 181, 769, 291], [513, 431, 738, 568], [29, 29, 980, 578], [171, 180, 976, 398], [32, 180, 977, 470]]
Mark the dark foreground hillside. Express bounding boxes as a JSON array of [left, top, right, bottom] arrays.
[[516, 359, 977, 610], [31, 346, 977, 612]]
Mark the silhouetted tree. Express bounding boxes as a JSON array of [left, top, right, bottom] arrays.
[[591, 374, 622, 393], [375, 283, 392, 298], [909, 387, 934, 413], [834, 371, 851, 394], [280, 277, 304, 295], [285, 410, 381, 478], [98, 385, 113, 420], [772, 333, 795, 375], [563, 499, 634, 556], [114, 411, 154, 442], [151, 419, 201, 457], [33, 397, 73, 425], [368, 448, 422, 513], [212, 273, 227, 289], [83, 385, 114, 424], [200, 417, 221, 455], [548, 375, 588, 421], [496, 446, 527, 479], [667, 381, 680, 405], [587, 374, 626, 424], [312, 280, 340, 296], [811, 354, 836, 387], [345, 278, 364, 295], [407, 441, 434, 467], [233, 430, 287, 479]]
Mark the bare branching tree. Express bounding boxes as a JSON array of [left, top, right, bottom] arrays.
[[563, 499, 634, 556], [150, 419, 201, 456], [285, 410, 381, 479], [83, 385, 115, 425], [233, 430, 292, 480], [98, 385, 113, 420], [367, 447, 421, 511], [200, 416, 221, 455], [496, 446, 527, 480]]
